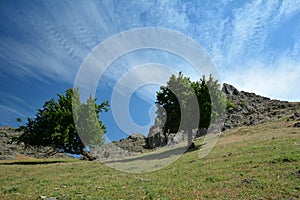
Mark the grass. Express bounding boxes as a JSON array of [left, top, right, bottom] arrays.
[[1, 113, 300, 199]]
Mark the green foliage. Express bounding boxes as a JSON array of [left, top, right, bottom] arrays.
[[239, 101, 246, 108], [156, 72, 225, 134], [226, 99, 235, 109], [16, 88, 109, 158], [156, 72, 196, 133], [205, 75, 226, 124]]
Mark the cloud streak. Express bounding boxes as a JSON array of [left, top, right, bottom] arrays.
[[0, 0, 300, 129]]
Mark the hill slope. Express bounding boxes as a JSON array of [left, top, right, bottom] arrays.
[[1, 109, 300, 199]]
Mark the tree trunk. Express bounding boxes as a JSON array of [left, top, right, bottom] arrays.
[[187, 130, 195, 149], [81, 150, 96, 161]]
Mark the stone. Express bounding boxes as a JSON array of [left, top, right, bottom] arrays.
[[220, 84, 298, 130], [196, 128, 207, 137], [146, 130, 168, 149], [128, 133, 145, 141], [222, 83, 239, 95], [0, 126, 73, 160], [294, 122, 300, 128]]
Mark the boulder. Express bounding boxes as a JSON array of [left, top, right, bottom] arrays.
[[146, 130, 168, 149], [294, 122, 300, 128], [222, 83, 239, 96], [115, 133, 147, 153], [196, 128, 207, 137], [128, 133, 145, 141]]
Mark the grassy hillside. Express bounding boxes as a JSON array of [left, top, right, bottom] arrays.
[[1, 112, 300, 199]]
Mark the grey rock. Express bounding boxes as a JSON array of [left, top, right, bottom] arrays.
[[0, 126, 72, 160], [222, 83, 239, 96], [294, 122, 300, 128], [221, 84, 298, 131], [196, 128, 207, 137], [290, 112, 300, 121], [128, 133, 145, 141], [146, 130, 168, 149]]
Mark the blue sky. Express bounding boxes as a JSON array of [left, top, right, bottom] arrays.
[[1, 0, 300, 142]]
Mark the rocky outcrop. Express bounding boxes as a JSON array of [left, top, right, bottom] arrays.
[[145, 105, 168, 149], [287, 111, 300, 127], [0, 127, 20, 160], [0, 126, 71, 160], [115, 133, 147, 153], [223, 84, 298, 130], [93, 133, 148, 160], [294, 122, 300, 128]]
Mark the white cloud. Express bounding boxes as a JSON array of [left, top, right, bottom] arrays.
[[223, 60, 300, 101], [198, 1, 300, 102], [1, 0, 300, 112]]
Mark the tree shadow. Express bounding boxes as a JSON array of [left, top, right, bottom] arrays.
[[0, 160, 67, 165], [103, 142, 203, 164]]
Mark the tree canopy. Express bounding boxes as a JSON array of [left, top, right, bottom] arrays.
[[16, 88, 109, 160], [156, 72, 225, 145]]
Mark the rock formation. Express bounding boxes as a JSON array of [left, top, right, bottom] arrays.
[[0, 126, 71, 160], [222, 83, 297, 130]]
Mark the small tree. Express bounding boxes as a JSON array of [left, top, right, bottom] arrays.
[[156, 72, 225, 148], [16, 88, 109, 160], [156, 72, 200, 131], [156, 72, 199, 147]]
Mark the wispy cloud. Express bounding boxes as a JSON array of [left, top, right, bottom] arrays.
[[1, 0, 300, 129], [194, 0, 300, 100], [0, 92, 35, 126], [223, 60, 300, 101]]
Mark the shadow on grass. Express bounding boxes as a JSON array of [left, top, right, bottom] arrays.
[[104, 142, 202, 164], [0, 160, 67, 165]]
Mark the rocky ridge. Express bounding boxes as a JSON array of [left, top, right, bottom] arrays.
[[222, 83, 298, 129]]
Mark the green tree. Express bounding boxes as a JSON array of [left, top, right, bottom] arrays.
[[156, 72, 198, 134], [197, 75, 226, 127], [16, 88, 109, 160], [156, 73, 225, 147], [156, 72, 199, 146], [192, 76, 212, 129], [206, 75, 226, 124]]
